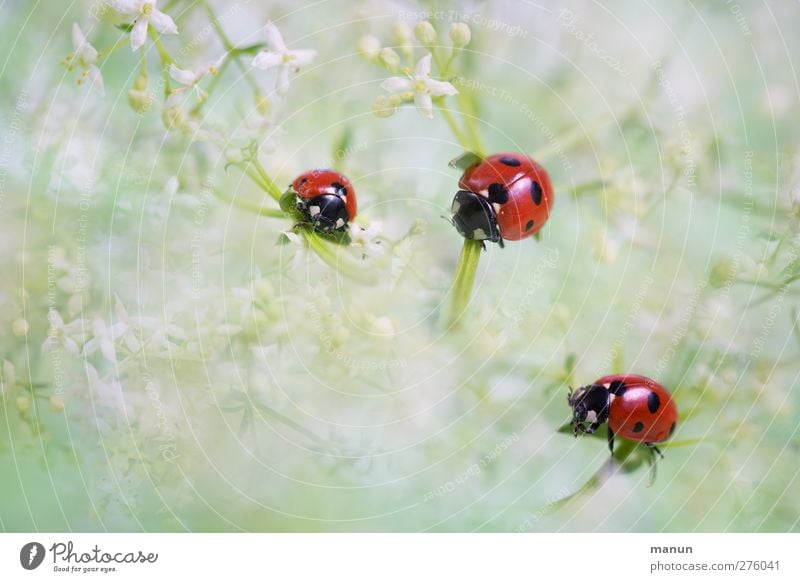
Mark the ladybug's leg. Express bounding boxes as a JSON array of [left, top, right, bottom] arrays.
[[585, 421, 601, 434], [607, 427, 615, 454], [645, 442, 664, 459]]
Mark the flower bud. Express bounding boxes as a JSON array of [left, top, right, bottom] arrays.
[[414, 21, 437, 46], [255, 92, 271, 116], [378, 47, 400, 70], [16, 395, 31, 414], [371, 95, 397, 118], [224, 147, 245, 164], [358, 35, 381, 60], [391, 22, 412, 45], [128, 73, 153, 113], [709, 257, 736, 288], [449, 22, 471, 48], [49, 394, 65, 413], [162, 105, 187, 130], [12, 318, 29, 337], [371, 316, 395, 337]]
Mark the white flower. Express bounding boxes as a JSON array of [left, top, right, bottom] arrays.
[[166, 55, 225, 107], [105, 1, 178, 52], [44, 310, 88, 355], [251, 22, 316, 95], [349, 221, 385, 258], [84, 317, 128, 363], [70, 24, 104, 95], [380, 53, 458, 118]]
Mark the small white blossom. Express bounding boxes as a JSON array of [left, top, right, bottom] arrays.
[[44, 310, 87, 355], [349, 221, 385, 258], [84, 317, 128, 363], [252, 22, 316, 95], [166, 55, 226, 107], [380, 53, 458, 118], [105, 0, 178, 52], [69, 24, 104, 96]]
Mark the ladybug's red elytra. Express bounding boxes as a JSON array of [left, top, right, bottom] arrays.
[[450, 153, 554, 245], [567, 374, 678, 457], [287, 169, 357, 233]]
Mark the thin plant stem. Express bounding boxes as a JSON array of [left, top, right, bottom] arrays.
[[213, 188, 287, 219], [203, 0, 262, 95], [437, 104, 470, 149], [299, 229, 378, 286], [445, 238, 482, 328]]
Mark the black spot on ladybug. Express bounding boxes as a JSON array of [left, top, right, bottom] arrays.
[[525, 220, 534, 231], [647, 392, 661, 414], [300, 178, 308, 184], [487, 183, 509, 204], [499, 156, 521, 167], [530, 181, 543, 205], [608, 380, 627, 395], [331, 182, 347, 197], [669, 422, 676, 436], [632, 422, 644, 434]]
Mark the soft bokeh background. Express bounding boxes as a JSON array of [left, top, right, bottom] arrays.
[[1, 0, 799, 532]]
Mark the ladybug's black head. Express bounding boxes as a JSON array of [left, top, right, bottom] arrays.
[[297, 194, 350, 233], [451, 190, 501, 243], [568, 384, 610, 435]]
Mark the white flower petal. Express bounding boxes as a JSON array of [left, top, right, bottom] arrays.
[[87, 66, 105, 96], [80, 43, 99, 66], [263, 21, 287, 53], [415, 53, 432, 78], [105, 0, 140, 14], [414, 90, 433, 118], [130, 18, 148, 51], [72, 23, 88, 51], [289, 49, 316, 66], [83, 337, 98, 355], [48, 309, 65, 329], [425, 79, 458, 97], [276, 65, 290, 95], [252, 50, 282, 70], [149, 9, 178, 35], [381, 77, 413, 93], [63, 336, 80, 356], [169, 64, 197, 86], [100, 339, 118, 363], [165, 88, 187, 108]]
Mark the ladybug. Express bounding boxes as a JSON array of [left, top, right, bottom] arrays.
[[450, 153, 554, 246], [567, 374, 678, 457], [285, 169, 357, 233]]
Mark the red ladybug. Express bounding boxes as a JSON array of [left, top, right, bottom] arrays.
[[288, 169, 357, 233], [450, 153, 554, 245], [567, 374, 678, 456]]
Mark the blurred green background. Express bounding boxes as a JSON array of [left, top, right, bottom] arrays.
[[1, 0, 799, 532]]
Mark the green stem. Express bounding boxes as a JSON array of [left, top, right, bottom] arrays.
[[98, 37, 129, 60], [249, 157, 284, 202], [149, 29, 173, 91], [445, 238, 482, 327], [437, 103, 470, 150], [300, 228, 378, 286], [203, 0, 261, 95], [456, 91, 486, 155], [213, 188, 287, 218]]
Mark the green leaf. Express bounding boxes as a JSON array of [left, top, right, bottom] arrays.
[[115, 23, 134, 33], [229, 43, 267, 56], [279, 188, 297, 213], [448, 151, 482, 170]]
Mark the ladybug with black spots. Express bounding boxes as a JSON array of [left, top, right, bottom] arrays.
[[450, 153, 554, 246], [284, 169, 357, 234], [567, 374, 678, 457]]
